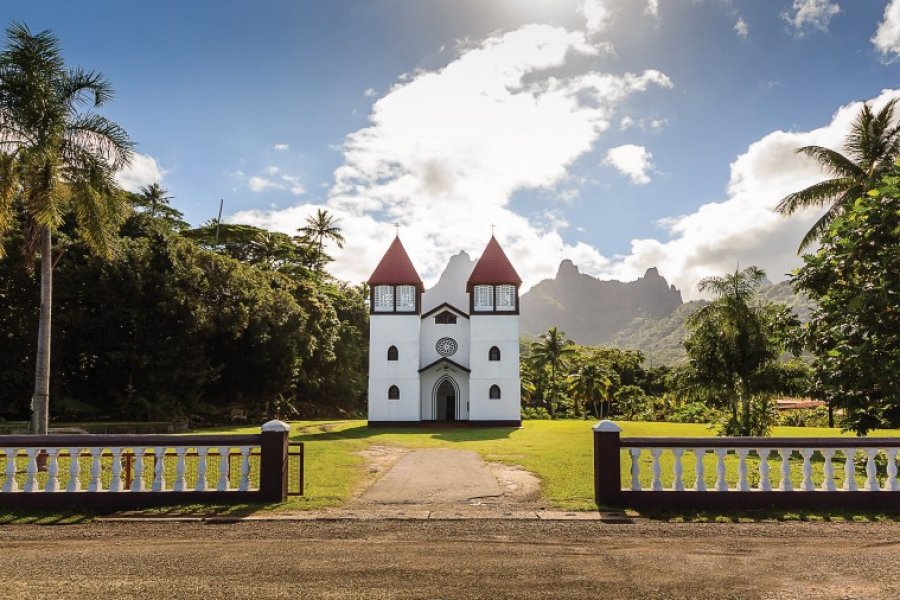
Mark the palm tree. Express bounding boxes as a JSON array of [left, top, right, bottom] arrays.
[[777, 100, 900, 252], [297, 208, 344, 270], [0, 24, 133, 434], [529, 327, 576, 418], [568, 363, 614, 419], [686, 266, 770, 436]]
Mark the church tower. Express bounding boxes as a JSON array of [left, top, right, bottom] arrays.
[[367, 236, 423, 423], [466, 236, 522, 423]]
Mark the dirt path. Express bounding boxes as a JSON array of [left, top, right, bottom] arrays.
[[1, 520, 898, 599], [346, 446, 545, 516]]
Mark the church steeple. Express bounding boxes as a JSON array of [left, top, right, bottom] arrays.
[[467, 236, 521, 314], [368, 236, 424, 290], [368, 236, 423, 314]]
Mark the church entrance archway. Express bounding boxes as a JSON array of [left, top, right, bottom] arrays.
[[433, 377, 458, 421]]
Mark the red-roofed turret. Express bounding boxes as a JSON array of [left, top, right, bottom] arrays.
[[368, 236, 423, 314], [467, 236, 522, 291]]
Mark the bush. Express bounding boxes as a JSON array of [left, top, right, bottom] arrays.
[[522, 406, 551, 420], [778, 407, 830, 428]]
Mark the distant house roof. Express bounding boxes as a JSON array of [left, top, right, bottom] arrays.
[[466, 236, 522, 291], [368, 236, 424, 290], [774, 397, 826, 411]]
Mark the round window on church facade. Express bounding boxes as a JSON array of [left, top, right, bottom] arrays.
[[435, 337, 458, 357]]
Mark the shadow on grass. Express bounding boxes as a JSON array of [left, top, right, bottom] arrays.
[[289, 424, 515, 444], [0, 502, 283, 524]]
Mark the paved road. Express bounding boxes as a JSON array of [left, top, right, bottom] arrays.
[[1, 520, 898, 599], [360, 449, 503, 504]]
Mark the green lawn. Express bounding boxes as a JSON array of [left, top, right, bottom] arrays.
[[3, 420, 898, 522], [217, 420, 900, 512]]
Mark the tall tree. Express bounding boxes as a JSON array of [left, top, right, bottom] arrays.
[[529, 327, 576, 418], [777, 100, 900, 252], [0, 24, 132, 433], [683, 267, 799, 436], [568, 362, 614, 419], [297, 208, 344, 270], [793, 166, 900, 435]]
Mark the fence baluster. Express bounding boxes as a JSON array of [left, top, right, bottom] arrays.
[[66, 448, 82, 493], [88, 448, 103, 492], [196, 447, 209, 492], [629, 448, 641, 491], [693, 448, 706, 492], [3, 448, 19, 493], [778, 448, 793, 492], [152, 447, 166, 492], [821, 449, 836, 491], [217, 447, 230, 491], [109, 447, 123, 492], [238, 446, 252, 491], [714, 449, 728, 491], [842, 449, 857, 492], [864, 448, 880, 491], [672, 448, 684, 491], [23, 448, 38, 493], [800, 449, 815, 491], [886, 448, 899, 492], [44, 448, 60, 492], [131, 448, 146, 492]]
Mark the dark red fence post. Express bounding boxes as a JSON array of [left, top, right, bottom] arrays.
[[259, 420, 291, 502], [594, 420, 623, 508]]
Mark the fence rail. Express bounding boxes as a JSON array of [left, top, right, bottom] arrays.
[[593, 421, 900, 511], [0, 421, 297, 509]]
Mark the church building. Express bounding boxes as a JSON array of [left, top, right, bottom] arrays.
[[367, 235, 522, 427]]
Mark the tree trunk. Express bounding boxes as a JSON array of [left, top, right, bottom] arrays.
[[828, 402, 834, 428], [741, 382, 751, 437], [31, 227, 52, 435]]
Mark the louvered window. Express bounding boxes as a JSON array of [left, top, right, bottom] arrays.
[[373, 285, 394, 312], [473, 285, 493, 311]]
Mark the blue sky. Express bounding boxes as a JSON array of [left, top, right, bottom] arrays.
[[3, 1, 900, 297]]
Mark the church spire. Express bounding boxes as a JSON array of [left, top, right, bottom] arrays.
[[466, 236, 521, 292], [368, 236, 424, 290]]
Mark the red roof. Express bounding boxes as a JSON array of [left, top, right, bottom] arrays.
[[368, 236, 423, 289], [467, 236, 522, 291]]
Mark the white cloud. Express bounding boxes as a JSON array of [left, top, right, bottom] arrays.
[[233, 22, 671, 289], [645, 0, 659, 19], [280, 174, 306, 196], [272, 143, 290, 151], [620, 116, 668, 131], [603, 144, 655, 185], [782, 0, 840, 36], [266, 165, 280, 174], [873, 0, 900, 61], [115, 153, 165, 192], [579, 0, 612, 35], [248, 176, 284, 192], [735, 17, 749, 40], [364, 88, 377, 97], [602, 89, 900, 299]]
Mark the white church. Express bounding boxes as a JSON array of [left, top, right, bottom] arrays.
[[366, 235, 522, 427]]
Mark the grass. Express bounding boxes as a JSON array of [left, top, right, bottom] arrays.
[[219, 419, 900, 512], [3, 420, 899, 520]]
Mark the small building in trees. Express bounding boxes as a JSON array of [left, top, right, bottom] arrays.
[[367, 236, 521, 426]]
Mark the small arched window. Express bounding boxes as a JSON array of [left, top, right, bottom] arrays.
[[488, 346, 501, 361], [489, 385, 501, 399], [387, 345, 398, 361], [388, 385, 400, 400]]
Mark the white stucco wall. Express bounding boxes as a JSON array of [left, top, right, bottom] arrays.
[[468, 314, 521, 422], [368, 315, 421, 421], [420, 309, 470, 369]]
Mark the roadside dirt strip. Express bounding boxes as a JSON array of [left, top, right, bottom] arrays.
[[1, 520, 898, 599]]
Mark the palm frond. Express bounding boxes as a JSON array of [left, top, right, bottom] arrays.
[[775, 177, 856, 215], [64, 113, 133, 169], [797, 209, 836, 254], [795, 146, 865, 179], [62, 67, 113, 108]]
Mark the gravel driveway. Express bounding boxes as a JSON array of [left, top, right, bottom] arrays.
[[1, 519, 898, 599]]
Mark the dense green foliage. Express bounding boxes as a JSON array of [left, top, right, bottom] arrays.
[[679, 267, 803, 436], [0, 193, 369, 422], [794, 164, 900, 435]]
